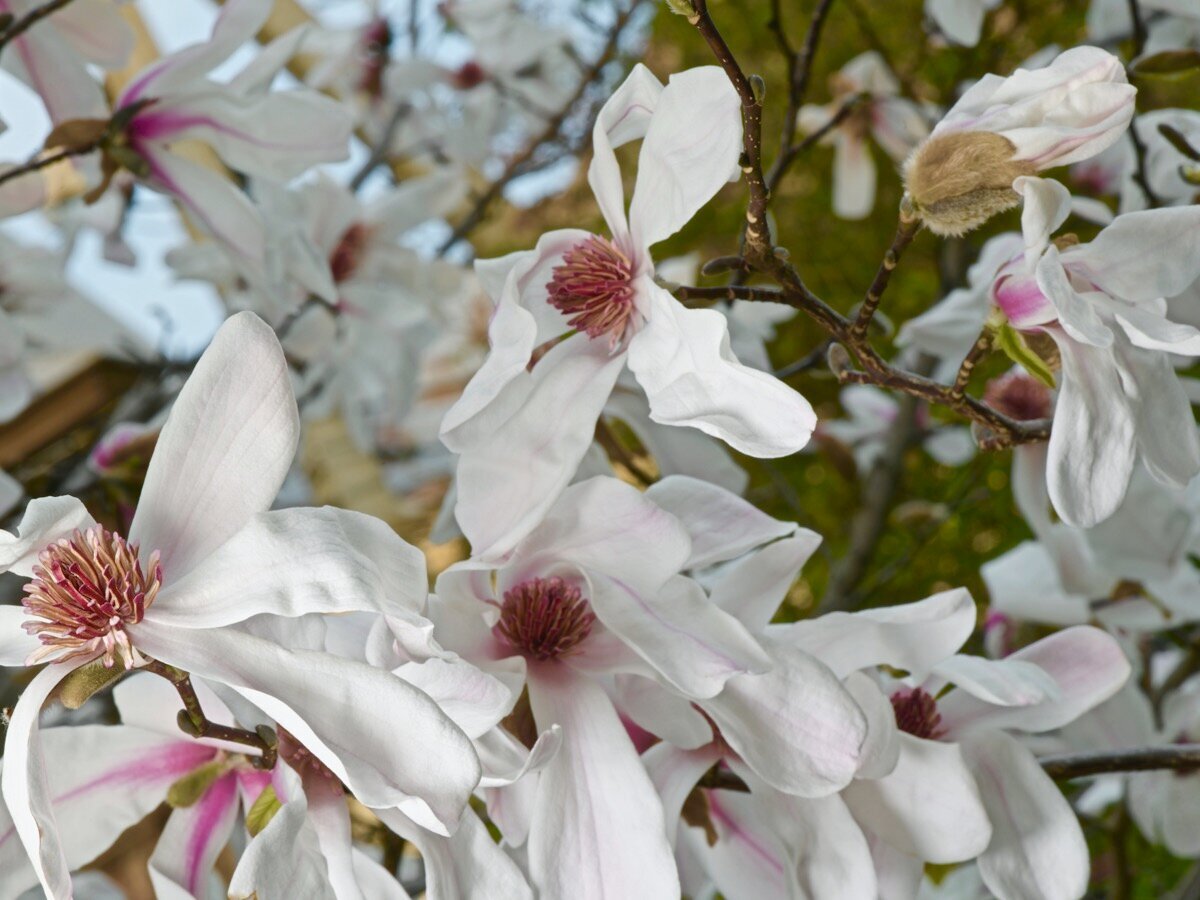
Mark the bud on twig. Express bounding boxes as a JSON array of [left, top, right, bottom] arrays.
[[665, 0, 698, 19], [827, 343, 853, 379], [749, 74, 766, 105]]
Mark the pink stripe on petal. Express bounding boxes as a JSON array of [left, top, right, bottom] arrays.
[[707, 792, 785, 874], [185, 772, 239, 896], [56, 742, 217, 805]]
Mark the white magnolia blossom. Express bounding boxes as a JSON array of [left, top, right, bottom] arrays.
[[926, 0, 1003, 46], [798, 51, 930, 219], [441, 63, 816, 559]]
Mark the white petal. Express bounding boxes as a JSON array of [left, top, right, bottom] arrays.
[[932, 654, 1060, 707], [1036, 248, 1113, 347], [708, 533, 823, 633], [643, 741, 724, 846], [586, 572, 771, 700], [698, 638, 866, 797], [844, 672, 901, 780], [0, 495, 95, 577], [964, 730, 1089, 900], [939, 626, 1131, 736], [628, 67, 743, 248], [1076, 205, 1200, 303], [0, 661, 83, 900], [1015, 176, 1072, 263], [645, 475, 796, 569], [526, 666, 679, 900], [843, 734, 992, 863], [132, 620, 481, 833], [149, 772, 243, 899], [832, 133, 877, 219], [780, 588, 976, 681], [227, 786, 335, 900], [130, 312, 298, 581], [614, 674, 715, 750], [148, 507, 426, 629], [685, 789, 794, 900], [393, 656, 514, 740], [587, 64, 663, 242], [0, 607, 40, 667], [452, 333, 626, 561], [927, 0, 987, 45], [629, 285, 816, 457], [1045, 329, 1136, 527]]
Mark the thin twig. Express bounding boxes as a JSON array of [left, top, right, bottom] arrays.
[[1125, 0, 1147, 57], [144, 660, 278, 769], [1128, 119, 1162, 209], [951, 333, 990, 399], [1040, 744, 1200, 779], [349, 103, 411, 192], [0, 0, 76, 57], [0, 145, 91, 189], [850, 210, 920, 341]]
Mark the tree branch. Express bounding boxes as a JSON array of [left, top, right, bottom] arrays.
[[1040, 744, 1200, 780], [0, 0, 75, 57]]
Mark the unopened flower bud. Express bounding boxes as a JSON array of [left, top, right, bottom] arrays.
[[665, 0, 698, 18], [902, 132, 1036, 237]]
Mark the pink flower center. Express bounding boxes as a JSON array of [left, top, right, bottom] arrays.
[[983, 371, 1052, 421], [547, 235, 637, 345], [890, 687, 946, 740], [452, 60, 488, 90], [496, 577, 596, 661], [22, 526, 162, 669], [330, 223, 370, 283]]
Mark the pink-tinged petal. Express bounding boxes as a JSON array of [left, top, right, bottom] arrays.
[[132, 90, 351, 180], [832, 132, 877, 220], [615, 674, 715, 750], [933, 654, 1059, 707], [226, 786, 335, 900], [628, 283, 816, 457], [1074, 204, 1200, 304], [0, 724, 215, 898], [780, 588, 975, 681], [441, 229, 593, 449], [525, 665, 679, 900], [0, 495, 95, 577], [683, 789, 793, 900], [964, 730, 1089, 900], [843, 733, 992, 863], [451, 333, 626, 561], [586, 572, 771, 700], [708, 533, 823, 633], [148, 507, 426, 629], [130, 312, 298, 581], [628, 66, 742, 248], [393, 656, 515, 740], [119, 0, 272, 105], [940, 626, 1131, 736], [1045, 328, 1136, 528], [0, 606, 40, 667], [588, 63, 663, 244], [47, 0, 132, 68], [302, 778, 363, 900], [504, 476, 692, 598], [133, 620, 481, 834], [0, 660, 84, 900], [1035, 247, 1112, 347], [377, 806, 533, 900], [136, 147, 266, 262], [148, 771, 241, 900], [643, 741, 724, 845], [644, 475, 796, 569], [698, 639, 866, 797], [4, 26, 106, 122]]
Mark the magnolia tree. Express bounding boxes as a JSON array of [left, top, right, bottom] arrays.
[[1, 0, 1200, 897]]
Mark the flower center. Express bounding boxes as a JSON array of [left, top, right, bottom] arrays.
[[890, 687, 946, 740], [983, 371, 1052, 422], [547, 235, 637, 345], [330, 223, 370, 284], [22, 526, 162, 669], [496, 577, 596, 661]]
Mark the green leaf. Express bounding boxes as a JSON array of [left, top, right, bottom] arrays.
[[994, 323, 1056, 389], [166, 761, 227, 809], [245, 785, 282, 837]]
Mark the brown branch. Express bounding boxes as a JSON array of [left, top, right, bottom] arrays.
[[1126, 0, 1147, 57], [349, 102, 411, 191], [850, 210, 920, 342], [0, 0, 75, 57], [436, 0, 645, 255], [1128, 118, 1163, 209], [951, 333, 991, 400], [0, 144, 94, 189], [144, 660, 278, 769], [1040, 744, 1200, 780]]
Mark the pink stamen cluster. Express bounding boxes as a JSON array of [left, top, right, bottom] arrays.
[[452, 60, 488, 90], [330, 222, 370, 284], [547, 235, 637, 346], [890, 687, 946, 740], [22, 526, 162, 669], [983, 371, 1053, 422], [496, 576, 596, 661]]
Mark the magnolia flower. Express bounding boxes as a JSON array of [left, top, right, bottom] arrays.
[[441, 63, 816, 559], [1088, 0, 1200, 54], [992, 176, 1200, 526], [0, 0, 130, 123], [431, 475, 866, 899], [903, 47, 1134, 235], [925, 0, 1002, 46], [106, 0, 352, 265], [798, 52, 930, 219], [0, 312, 480, 898]]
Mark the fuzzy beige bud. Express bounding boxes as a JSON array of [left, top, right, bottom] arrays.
[[902, 131, 1036, 237]]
